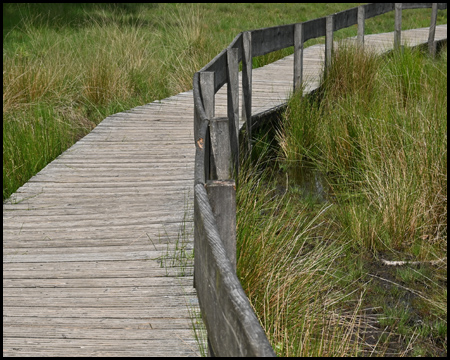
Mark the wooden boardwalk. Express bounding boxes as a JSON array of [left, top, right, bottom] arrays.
[[3, 25, 447, 356]]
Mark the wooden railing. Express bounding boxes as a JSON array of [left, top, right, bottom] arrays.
[[192, 3, 446, 357]]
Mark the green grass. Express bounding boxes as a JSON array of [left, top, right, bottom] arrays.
[[2, 3, 447, 355], [3, 3, 447, 199], [239, 43, 446, 356], [236, 136, 368, 356]]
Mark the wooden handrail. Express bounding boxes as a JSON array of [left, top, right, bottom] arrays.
[[193, 3, 447, 356]]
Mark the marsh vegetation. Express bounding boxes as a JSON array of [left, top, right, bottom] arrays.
[[3, 3, 447, 356], [236, 44, 447, 356], [3, 3, 446, 199]]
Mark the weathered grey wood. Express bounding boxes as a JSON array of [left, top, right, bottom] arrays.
[[303, 17, 327, 42], [205, 180, 236, 272], [3, 316, 195, 330], [194, 14, 446, 356], [4, 77, 201, 356], [242, 31, 252, 154], [428, 3, 438, 56], [209, 117, 232, 180], [357, 5, 365, 46], [325, 15, 334, 71], [4, 3, 447, 356], [395, 3, 402, 50], [251, 24, 294, 57], [194, 184, 275, 357], [226, 47, 240, 179], [199, 49, 228, 93], [294, 23, 304, 92], [364, 3, 395, 20], [333, 6, 358, 31], [200, 71, 214, 182], [200, 71, 215, 119]]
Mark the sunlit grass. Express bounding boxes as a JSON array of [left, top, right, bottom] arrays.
[[279, 44, 447, 257], [235, 138, 369, 356], [3, 3, 447, 199], [270, 43, 446, 355]]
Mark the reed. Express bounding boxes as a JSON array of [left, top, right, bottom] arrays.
[[271, 43, 446, 355], [235, 137, 371, 356]]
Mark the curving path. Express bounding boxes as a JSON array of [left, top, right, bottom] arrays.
[[3, 25, 447, 356]]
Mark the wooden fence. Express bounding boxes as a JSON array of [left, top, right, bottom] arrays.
[[192, 3, 447, 357]]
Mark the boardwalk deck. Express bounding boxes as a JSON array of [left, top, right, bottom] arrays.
[[3, 25, 447, 356]]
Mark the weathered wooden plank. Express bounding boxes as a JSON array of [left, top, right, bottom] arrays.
[[3, 244, 183, 256], [242, 31, 252, 153], [4, 19, 447, 357], [3, 327, 197, 341], [3, 294, 194, 307], [3, 276, 193, 288], [194, 183, 275, 356], [251, 24, 294, 57], [3, 342, 199, 358], [3, 315, 196, 329], [4, 306, 194, 319], [3, 269, 193, 281], [3, 261, 190, 275], [227, 47, 240, 178]]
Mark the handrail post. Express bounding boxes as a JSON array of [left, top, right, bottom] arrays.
[[209, 117, 232, 181], [357, 5, 365, 47], [325, 15, 334, 72], [205, 179, 237, 273], [242, 31, 252, 155], [294, 23, 304, 92], [227, 47, 239, 180], [394, 3, 402, 51], [199, 72, 215, 182], [428, 3, 438, 57], [200, 72, 215, 119]]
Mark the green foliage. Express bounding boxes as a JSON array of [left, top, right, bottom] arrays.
[[3, 3, 447, 199], [272, 44, 447, 356], [279, 45, 447, 255]]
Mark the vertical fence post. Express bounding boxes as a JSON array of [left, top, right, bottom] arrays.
[[209, 117, 232, 181], [242, 31, 252, 155], [394, 3, 402, 51], [428, 3, 438, 57], [200, 72, 215, 182], [227, 47, 239, 180], [294, 23, 304, 92], [200, 72, 215, 118], [205, 180, 237, 273], [357, 5, 365, 47], [325, 15, 334, 72]]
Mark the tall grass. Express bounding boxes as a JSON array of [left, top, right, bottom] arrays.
[[3, 3, 210, 199], [278, 44, 447, 256], [268, 43, 446, 355], [3, 3, 446, 199], [236, 139, 370, 356]]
